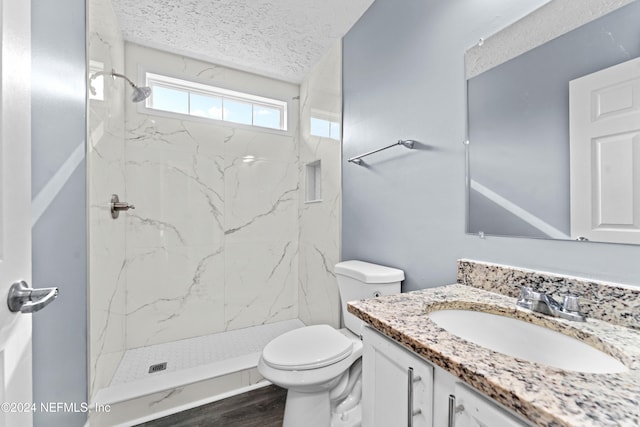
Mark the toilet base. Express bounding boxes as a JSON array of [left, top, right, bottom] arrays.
[[331, 402, 361, 427], [282, 390, 363, 427], [283, 389, 331, 427]]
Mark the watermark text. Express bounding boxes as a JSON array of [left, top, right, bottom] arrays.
[[1, 401, 111, 413]]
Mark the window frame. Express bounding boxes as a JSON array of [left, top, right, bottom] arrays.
[[142, 72, 289, 132], [309, 109, 341, 141]]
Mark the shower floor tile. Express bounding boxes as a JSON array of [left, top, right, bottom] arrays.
[[111, 319, 304, 385]]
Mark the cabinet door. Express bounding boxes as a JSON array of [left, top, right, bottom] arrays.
[[362, 326, 433, 427], [453, 383, 530, 427]]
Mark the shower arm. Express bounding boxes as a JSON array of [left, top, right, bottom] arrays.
[[88, 69, 141, 93], [110, 70, 139, 89], [88, 69, 153, 103]]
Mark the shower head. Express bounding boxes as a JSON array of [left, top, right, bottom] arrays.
[[110, 70, 152, 103], [130, 86, 152, 103], [89, 69, 152, 103]]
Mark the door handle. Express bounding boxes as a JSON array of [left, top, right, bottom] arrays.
[[7, 281, 59, 313]]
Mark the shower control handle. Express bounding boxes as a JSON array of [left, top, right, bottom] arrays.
[[110, 194, 135, 219]]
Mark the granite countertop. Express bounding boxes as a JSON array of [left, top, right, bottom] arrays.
[[348, 284, 640, 427]]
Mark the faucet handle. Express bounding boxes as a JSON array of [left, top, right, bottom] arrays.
[[562, 295, 581, 313], [517, 286, 534, 309], [519, 286, 533, 299]]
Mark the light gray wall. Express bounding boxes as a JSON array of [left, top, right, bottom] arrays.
[[31, 0, 87, 425], [342, 0, 640, 291]]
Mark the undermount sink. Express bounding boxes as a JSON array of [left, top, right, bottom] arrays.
[[428, 309, 627, 374]]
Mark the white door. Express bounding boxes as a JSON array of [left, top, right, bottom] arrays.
[[569, 57, 640, 244], [1, 0, 34, 426]]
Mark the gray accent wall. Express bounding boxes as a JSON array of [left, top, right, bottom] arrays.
[[342, 0, 640, 291], [31, 0, 87, 426]]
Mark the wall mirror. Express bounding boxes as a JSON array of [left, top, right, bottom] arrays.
[[465, 0, 640, 245]]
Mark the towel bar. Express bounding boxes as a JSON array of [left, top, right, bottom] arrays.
[[348, 139, 416, 165]]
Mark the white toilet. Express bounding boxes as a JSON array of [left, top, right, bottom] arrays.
[[258, 260, 404, 427]]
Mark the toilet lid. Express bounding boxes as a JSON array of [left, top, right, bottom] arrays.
[[262, 325, 353, 371]]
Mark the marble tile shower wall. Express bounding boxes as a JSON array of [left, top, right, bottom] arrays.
[[298, 43, 342, 328], [89, 8, 342, 399], [123, 43, 301, 350], [88, 0, 128, 399]]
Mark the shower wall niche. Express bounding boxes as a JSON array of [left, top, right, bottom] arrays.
[[88, 0, 342, 403]]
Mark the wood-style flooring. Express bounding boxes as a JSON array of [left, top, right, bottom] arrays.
[[135, 384, 287, 427]]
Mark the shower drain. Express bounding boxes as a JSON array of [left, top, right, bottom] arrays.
[[148, 362, 167, 374]]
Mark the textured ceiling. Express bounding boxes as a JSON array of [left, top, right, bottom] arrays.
[[111, 0, 374, 83]]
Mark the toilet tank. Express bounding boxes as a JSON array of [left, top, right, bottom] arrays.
[[335, 260, 404, 334]]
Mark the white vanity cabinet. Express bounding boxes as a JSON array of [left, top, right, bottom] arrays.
[[450, 382, 534, 427], [434, 368, 534, 427], [362, 326, 434, 427], [362, 326, 534, 427]]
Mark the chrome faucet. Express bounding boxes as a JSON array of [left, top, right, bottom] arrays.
[[516, 286, 586, 322]]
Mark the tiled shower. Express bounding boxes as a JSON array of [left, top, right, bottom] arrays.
[[87, 0, 342, 422]]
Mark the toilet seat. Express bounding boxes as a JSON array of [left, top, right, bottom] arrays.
[[262, 325, 354, 371]]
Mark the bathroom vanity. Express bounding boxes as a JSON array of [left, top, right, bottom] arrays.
[[362, 325, 532, 427], [349, 260, 640, 427]]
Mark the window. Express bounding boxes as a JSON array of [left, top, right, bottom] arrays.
[[310, 116, 340, 140], [144, 72, 288, 131]]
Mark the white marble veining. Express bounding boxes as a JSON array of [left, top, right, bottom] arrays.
[[125, 245, 225, 348], [125, 145, 224, 248], [123, 43, 301, 349], [89, 10, 344, 407], [111, 0, 374, 83], [224, 241, 298, 330], [297, 43, 342, 328], [88, 0, 128, 398], [224, 158, 298, 243]]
